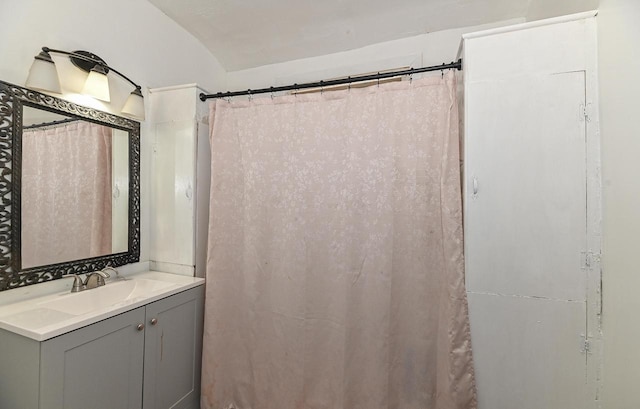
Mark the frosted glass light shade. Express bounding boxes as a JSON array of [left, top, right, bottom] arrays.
[[82, 66, 110, 102], [25, 52, 62, 94], [121, 88, 145, 120]]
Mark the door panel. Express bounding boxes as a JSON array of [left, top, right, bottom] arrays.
[[151, 120, 196, 266], [464, 71, 589, 409], [143, 287, 204, 409], [40, 307, 145, 409], [465, 72, 587, 302], [468, 293, 588, 409]]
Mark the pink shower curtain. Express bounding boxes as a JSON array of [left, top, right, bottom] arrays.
[[202, 72, 476, 409], [22, 121, 113, 268]]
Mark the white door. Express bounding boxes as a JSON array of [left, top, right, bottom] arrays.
[[465, 71, 591, 409]]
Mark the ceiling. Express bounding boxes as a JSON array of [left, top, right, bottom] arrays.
[[146, 0, 593, 71]]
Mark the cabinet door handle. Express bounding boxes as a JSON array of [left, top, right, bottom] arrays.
[[471, 176, 479, 199], [137, 323, 145, 331], [150, 318, 158, 326]]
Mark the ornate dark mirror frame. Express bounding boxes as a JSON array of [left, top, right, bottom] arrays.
[[0, 80, 140, 291]]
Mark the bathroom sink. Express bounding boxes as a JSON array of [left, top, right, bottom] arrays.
[[39, 278, 174, 315], [0, 271, 204, 341]]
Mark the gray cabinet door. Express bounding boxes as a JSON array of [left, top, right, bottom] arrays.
[[143, 286, 204, 409], [40, 307, 146, 409]]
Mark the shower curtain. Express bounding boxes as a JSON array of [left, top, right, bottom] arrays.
[[202, 72, 476, 409], [22, 121, 113, 268]]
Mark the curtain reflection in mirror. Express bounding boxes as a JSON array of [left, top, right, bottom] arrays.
[[22, 121, 113, 268]]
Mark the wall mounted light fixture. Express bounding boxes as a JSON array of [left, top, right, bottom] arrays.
[[25, 47, 145, 120]]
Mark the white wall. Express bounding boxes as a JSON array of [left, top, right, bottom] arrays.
[[225, 19, 523, 92], [0, 0, 226, 93], [526, 0, 598, 21], [598, 1, 640, 407], [0, 0, 226, 268]]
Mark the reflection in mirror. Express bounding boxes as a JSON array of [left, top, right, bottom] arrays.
[[21, 105, 129, 269]]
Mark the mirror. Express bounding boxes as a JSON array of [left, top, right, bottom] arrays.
[[21, 106, 129, 268], [0, 80, 140, 290]]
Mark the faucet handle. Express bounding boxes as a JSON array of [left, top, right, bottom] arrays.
[[101, 266, 125, 281], [85, 271, 108, 289], [62, 274, 84, 293], [101, 266, 118, 277]]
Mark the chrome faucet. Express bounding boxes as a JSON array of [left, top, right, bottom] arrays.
[[62, 274, 84, 293], [85, 270, 110, 289], [62, 269, 111, 293], [101, 266, 124, 281]]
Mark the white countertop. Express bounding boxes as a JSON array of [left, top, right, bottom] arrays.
[[0, 271, 204, 341]]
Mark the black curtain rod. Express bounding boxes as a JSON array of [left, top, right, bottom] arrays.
[[199, 59, 462, 101]]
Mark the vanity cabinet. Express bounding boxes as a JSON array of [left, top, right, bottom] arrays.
[[0, 285, 204, 409]]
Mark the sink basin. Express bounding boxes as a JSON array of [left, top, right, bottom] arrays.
[[39, 278, 174, 315], [0, 271, 205, 341]]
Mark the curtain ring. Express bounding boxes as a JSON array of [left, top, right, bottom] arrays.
[[347, 77, 351, 91], [409, 73, 413, 84], [270, 86, 274, 99], [226, 95, 231, 103], [377, 73, 380, 87], [320, 80, 324, 95]]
